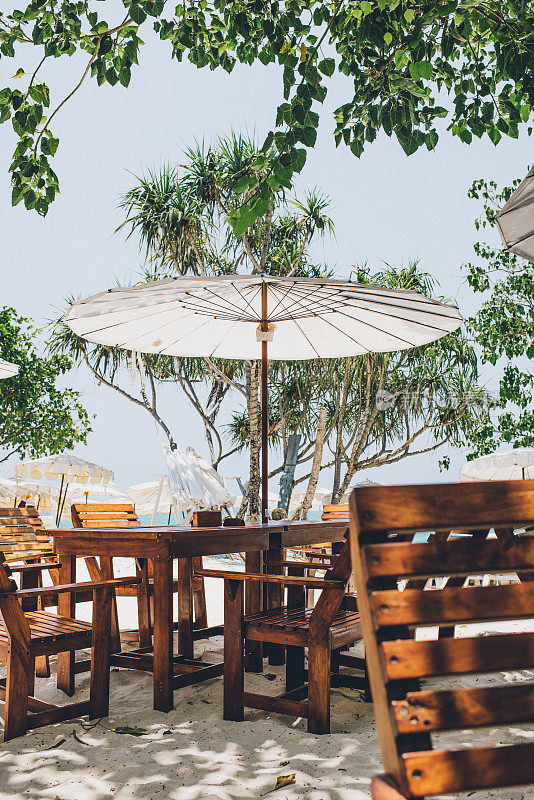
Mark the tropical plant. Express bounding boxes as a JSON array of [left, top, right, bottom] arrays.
[[463, 174, 534, 452], [0, 306, 91, 464], [2, 0, 534, 226]]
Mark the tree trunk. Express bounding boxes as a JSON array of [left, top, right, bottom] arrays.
[[331, 363, 350, 499], [294, 406, 327, 520], [246, 361, 261, 520]]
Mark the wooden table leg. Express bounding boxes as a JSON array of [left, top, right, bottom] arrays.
[[177, 557, 193, 660], [153, 556, 173, 712], [57, 554, 76, 696], [266, 547, 285, 666], [136, 558, 152, 649], [245, 551, 263, 672]]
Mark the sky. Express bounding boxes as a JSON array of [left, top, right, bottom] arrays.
[[1, 19, 531, 495]]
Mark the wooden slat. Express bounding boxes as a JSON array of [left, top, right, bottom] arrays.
[[76, 512, 138, 521], [382, 632, 534, 679], [243, 691, 308, 718], [197, 568, 345, 588], [352, 480, 534, 533], [372, 583, 534, 627], [402, 743, 534, 796], [365, 535, 534, 579], [392, 684, 534, 733], [73, 503, 135, 513]]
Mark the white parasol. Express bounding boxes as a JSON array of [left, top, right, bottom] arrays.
[[65, 274, 462, 521], [495, 167, 534, 261], [0, 359, 19, 379], [0, 476, 59, 514], [459, 448, 534, 482], [15, 454, 115, 525], [127, 480, 175, 518]]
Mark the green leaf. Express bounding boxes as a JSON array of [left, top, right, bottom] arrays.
[[520, 104, 530, 122], [129, 5, 147, 24], [300, 126, 317, 147], [384, 32, 393, 46], [409, 61, 432, 80], [404, 9, 415, 23], [114, 726, 147, 736], [318, 58, 335, 77], [11, 68, 25, 79]]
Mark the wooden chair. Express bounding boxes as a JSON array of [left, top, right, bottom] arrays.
[[71, 503, 209, 652], [0, 505, 63, 677], [348, 480, 534, 799], [0, 549, 140, 741], [198, 532, 368, 734]]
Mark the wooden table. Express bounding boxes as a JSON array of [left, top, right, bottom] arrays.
[[52, 519, 348, 712]]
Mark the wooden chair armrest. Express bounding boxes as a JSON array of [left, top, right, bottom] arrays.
[[266, 560, 330, 569], [196, 568, 345, 589], [8, 562, 61, 574], [289, 549, 335, 560], [8, 576, 141, 600], [4, 551, 56, 564]]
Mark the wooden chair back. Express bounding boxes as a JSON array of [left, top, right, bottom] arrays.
[[0, 506, 53, 562], [349, 480, 534, 798], [321, 503, 349, 521], [71, 503, 140, 528], [0, 554, 31, 642]]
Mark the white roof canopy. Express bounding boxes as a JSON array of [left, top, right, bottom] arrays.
[[65, 274, 463, 361]]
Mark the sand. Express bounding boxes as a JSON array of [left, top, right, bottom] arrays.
[[0, 557, 532, 800]]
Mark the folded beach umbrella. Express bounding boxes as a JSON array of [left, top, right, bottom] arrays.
[[0, 358, 19, 379], [459, 448, 534, 482], [495, 167, 534, 261], [65, 274, 462, 521], [162, 444, 237, 518]]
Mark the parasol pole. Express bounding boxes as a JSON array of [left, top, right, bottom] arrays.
[[55, 474, 65, 527], [261, 281, 269, 523]]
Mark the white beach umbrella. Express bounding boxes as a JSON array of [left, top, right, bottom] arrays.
[[163, 444, 237, 518], [288, 486, 332, 513], [459, 448, 534, 482], [0, 359, 19, 379], [0, 476, 58, 513], [15, 454, 115, 525], [65, 274, 462, 520], [127, 480, 175, 516], [495, 167, 534, 261]]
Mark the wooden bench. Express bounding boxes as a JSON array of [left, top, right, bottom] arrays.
[[0, 549, 140, 741], [349, 480, 534, 799]]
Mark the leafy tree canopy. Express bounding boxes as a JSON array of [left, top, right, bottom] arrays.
[[2, 0, 533, 227], [0, 305, 91, 464], [464, 174, 534, 453]]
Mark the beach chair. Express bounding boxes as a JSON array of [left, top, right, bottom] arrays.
[[71, 503, 209, 653], [349, 480, 534, 799], [197, 530, 368, 734], [0, 505, 62, 677], [0, 550, 140, 740]]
